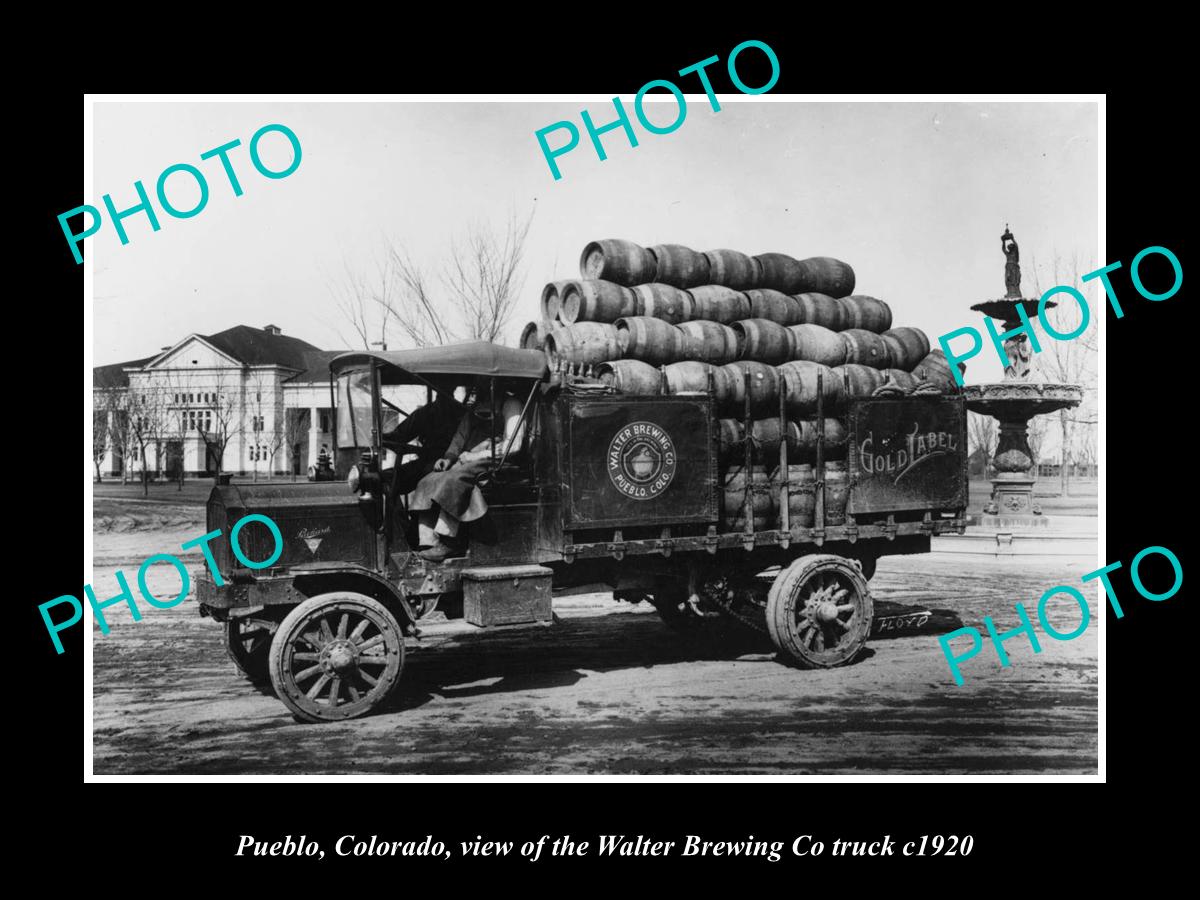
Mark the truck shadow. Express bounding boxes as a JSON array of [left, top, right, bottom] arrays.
[[386, 611, 874, 713]]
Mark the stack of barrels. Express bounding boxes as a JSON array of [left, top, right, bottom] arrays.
[[519, 238, 963, 532]]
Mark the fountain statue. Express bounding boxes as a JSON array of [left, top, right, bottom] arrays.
[[962, 226, 1082, 529]]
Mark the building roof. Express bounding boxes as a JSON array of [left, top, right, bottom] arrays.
[[202, 324, 321, 370], [93, 325, 336, 386], [285, 350, 345, 384], [93, 356, 156, 388]]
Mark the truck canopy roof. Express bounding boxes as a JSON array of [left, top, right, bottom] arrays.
[[331, 342, 548, 384]]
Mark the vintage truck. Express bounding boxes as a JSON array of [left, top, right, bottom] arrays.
[[197, 342, 967, 722]]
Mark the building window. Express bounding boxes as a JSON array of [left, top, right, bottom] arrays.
[[319, 412, 330, 433]]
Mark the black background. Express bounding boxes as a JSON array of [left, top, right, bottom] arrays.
[[23, 20, 1189, 886]]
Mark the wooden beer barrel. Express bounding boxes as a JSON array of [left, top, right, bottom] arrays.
[[795, 257, 856, 298], [880, 326, 931, 371], [717, 361, 780, 415], [745, 288, 804, 326], [540, 282, 572, 323], [733, 319, 793, 365], [704, 249, 760, 290], [838, 295, 893, 332], [650, 244, 710, 289], [597, 359, 662, 395], [788, 323, 847, 367], [723, 465, 775, 532], [677, 320, 739, 365], [664, 360, 718, 394], [545, 322, 620, 369], [615, 316, 684, 365], [687, 285, 750, 324], [717, 418, 746, 462], [837, 363, 887, 402], [520, 320, 550, 351], [753, 252, 806, 294], [778, 360, 842, 415], [824, 461, 850, 525], [748, 417, 802, 458], [780, 463, 816, 527], [579, 239, 657, 286], [882, 369, 920, 393], [632, 283, 694, 324], [794, 418, 848, 453], [841, 328, 892, 369], [794, 292, 848, 331], [912, 349, 963, 393], [559, 280, 638, 324]]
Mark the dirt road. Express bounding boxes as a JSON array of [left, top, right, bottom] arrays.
[[90, 527, 1097, 775]]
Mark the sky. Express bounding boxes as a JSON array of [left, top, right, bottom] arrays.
[[92, 99, 1098, 387]]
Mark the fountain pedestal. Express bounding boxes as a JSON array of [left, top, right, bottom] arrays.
[[962, 382, 1082, 530]]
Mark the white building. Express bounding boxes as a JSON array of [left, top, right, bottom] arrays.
[[93, 324, 343, 479]]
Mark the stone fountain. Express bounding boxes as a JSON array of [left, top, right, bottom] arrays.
[[962, 226, 1082, 529]]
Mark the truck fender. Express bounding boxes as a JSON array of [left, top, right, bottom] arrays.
[[290, 565, 417, 631]]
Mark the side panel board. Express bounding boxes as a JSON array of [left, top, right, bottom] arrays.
[[848, 397, 968, 515], [564, 395, 718, 530]]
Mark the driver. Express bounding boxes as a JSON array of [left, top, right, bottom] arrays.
[[409, 378, 526, 561], [381, 377, 465, 496]]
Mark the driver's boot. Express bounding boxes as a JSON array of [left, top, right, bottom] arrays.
[[419, 534, 466, 562]]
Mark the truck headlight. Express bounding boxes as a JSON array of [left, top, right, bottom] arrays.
[[347, 464, 360, 494]]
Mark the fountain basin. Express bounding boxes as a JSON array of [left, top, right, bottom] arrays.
[[963, 382, 1082, 529]]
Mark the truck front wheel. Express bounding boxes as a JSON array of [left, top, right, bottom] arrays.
[[766, 555, 873, 668], [268, 592, 406, 723], [223, 613, 282, 685]]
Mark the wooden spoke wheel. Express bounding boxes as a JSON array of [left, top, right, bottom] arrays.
[[268, 592, 405, 723], [766, 554, 873, 668], [223, 613, 283, 684]]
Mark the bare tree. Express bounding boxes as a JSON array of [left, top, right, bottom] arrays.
[[92, 404, 110, 483], [329, 255, 401, 350], [1073, 421, 1098, 478], [332, 205, 535, 350], [284, 408, 309, 482], [176, 368, 244, 478], [103, 391, 133, 485], [126, 387, 170, 497], [967, 411, 997, 477], [248, 373, 288, 481], [1026, 251, 1099, 497], [381, 246, 452, 348], [441, 208, 535, 343]]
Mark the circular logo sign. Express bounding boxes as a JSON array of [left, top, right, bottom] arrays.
[[607, 421, 677, 500]]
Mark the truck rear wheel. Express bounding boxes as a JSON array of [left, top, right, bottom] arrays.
[[268, 592, 405, 723], [766, 555, 873, 668]]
